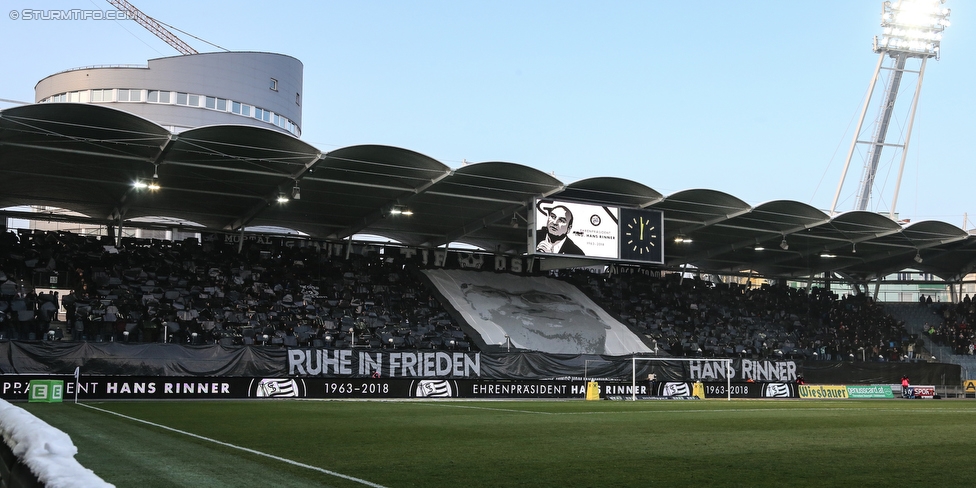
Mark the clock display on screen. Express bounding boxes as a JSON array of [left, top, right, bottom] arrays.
[[618, 208, 663, 263]]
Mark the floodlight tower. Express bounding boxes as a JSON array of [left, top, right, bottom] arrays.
[[830, 0, 950, 218]]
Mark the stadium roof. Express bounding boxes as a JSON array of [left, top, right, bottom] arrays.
[[2, 103, 976, 282]]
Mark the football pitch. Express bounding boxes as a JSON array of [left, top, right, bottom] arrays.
[[20, 399, 976, 487]]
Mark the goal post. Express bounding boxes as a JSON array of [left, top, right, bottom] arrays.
[[630, 356, 732, 401]]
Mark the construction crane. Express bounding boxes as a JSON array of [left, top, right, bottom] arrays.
[[106, 0, 198, 55]]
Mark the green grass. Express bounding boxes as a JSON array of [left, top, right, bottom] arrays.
[[19, 399, 976, 487]]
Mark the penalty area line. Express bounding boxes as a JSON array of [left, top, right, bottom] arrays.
[[77, 403, 387, 488]]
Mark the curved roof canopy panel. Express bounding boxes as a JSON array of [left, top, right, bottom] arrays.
[[0, 103, 170, 219], [301, 144, 453, 243], [555, 177, 663, 208], [399, 161, 563, 251], [127, 124, 323, 230], [3, 103, 976, 281]]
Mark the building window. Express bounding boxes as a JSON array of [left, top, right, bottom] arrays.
[[232, 101, 251, 116], [148, 90, 171, 103], [270, 78, 278, 91], [188, 94, 200, 106], [295, 92, 300, 106], [176, 92, 188, 105], [205, 96, 215, 109], [216, 98, 226, 111], [115, 89, 142, 102]]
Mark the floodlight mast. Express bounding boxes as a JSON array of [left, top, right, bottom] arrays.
[[830, 0, 950, 218]]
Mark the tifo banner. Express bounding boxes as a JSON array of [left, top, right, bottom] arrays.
[[0, 342, 960, 386], [288, 349, 482, 378], [423, 269, 652, 355], [683, 359, 798, 382]]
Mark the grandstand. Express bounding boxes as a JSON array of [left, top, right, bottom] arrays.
[[1, 84, 974, 395], [0, 226, 966, 383], [3, 1, 976, 484]]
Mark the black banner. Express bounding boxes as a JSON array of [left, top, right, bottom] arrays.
[[201, 233, 544, 275], [1, 375, 801, 401], [0, 342, 960, 386]]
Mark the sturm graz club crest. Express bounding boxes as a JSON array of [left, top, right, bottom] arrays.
[[249, 378, 306, 398], [762, 383, 796, 398], [409, 380, 457, 398], [662, 382, 691, 397]]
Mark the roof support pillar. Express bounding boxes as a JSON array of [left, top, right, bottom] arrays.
[[116, 214, 123, 247]]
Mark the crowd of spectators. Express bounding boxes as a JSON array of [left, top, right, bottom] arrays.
[[0, 229, 472, 350], [927, 295, 976, 355], [560, 268, 923, 362], [0, 228, 938, 362]]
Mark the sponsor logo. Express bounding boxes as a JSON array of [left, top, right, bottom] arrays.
[[906, 386, 936, 398], [798, 385, 849, 399], [845, 385, 894, 399]]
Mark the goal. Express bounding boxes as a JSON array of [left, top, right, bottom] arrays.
[[630, 356, 732, 401]]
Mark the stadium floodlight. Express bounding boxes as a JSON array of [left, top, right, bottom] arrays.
[[276, 192, 289, 203], [831, 0, 950, 218], [874, 0, 950, 60], [779, 238, 789, 250], [914, 251, 923, 263], [390, 205, 413, 216], [145, 164, 161, 191]]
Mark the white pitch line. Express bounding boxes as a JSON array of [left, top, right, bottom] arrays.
[[553, 406, 976, 415], [412, 402, 555, 415], [78, 403, 387, 488]]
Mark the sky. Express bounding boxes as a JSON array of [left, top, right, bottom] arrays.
[[2, 1, 973, 228]]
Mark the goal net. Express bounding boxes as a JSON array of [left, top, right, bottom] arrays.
[[630, 356, 732, 401]]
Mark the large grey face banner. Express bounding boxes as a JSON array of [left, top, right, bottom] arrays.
[[423, 269, 652, 355]]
